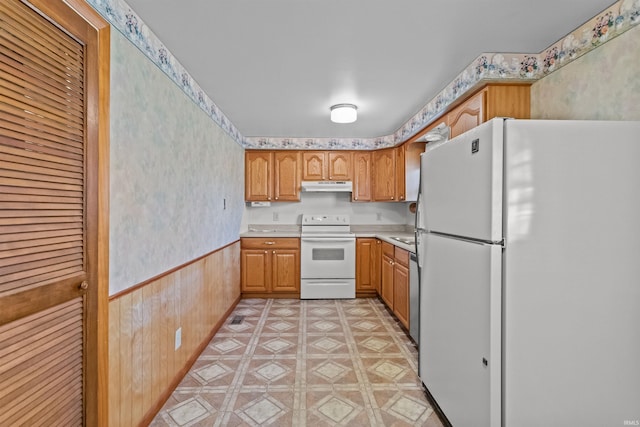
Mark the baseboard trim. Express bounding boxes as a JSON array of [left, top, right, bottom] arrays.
[[139, 294, 241, 427], [241, 292, 300, 299]]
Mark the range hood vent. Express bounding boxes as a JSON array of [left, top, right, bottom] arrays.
[[301, 181, 353, 192]]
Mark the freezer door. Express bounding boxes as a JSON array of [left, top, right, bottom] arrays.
[[419, 233, 501, 427], [421, 118, 503, 242]]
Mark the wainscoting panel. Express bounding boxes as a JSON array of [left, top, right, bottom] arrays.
[[108, 242, 240, 427]]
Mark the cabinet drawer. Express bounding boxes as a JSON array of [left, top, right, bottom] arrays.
[[394, 247, 409, 267], [241, 237, 300, 249], [381, 241, 395, 258]]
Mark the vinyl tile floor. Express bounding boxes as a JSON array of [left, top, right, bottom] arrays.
[[151, 298, 444, 427]]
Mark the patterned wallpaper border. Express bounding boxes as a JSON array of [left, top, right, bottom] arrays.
[[87, 0, 640, 150]]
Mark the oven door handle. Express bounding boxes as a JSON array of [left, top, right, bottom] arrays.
[[301, 238, 355, 243]]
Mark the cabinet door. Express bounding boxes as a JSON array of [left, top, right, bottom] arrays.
[[352, 151, 372, 202], [274, 151, 300, 201], [245, 151, 273, 201], [374, 240, 382, 294], [302, 151, 326, 180], [395, 145, 406, 202], [271, 249, 300, 292], [241, 249, 269, 292], [381, 253, 395, 308], [393, 262, 409, 329], [328, 151, 352, 180], [372, 148, 396, 201], [356, 238, 377, 292], [448, 90, 485, 139]]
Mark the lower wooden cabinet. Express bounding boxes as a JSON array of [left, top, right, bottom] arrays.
[[241, 238, 300, 296], [356, 238, 380, 296], [393, 247, 409, 329], [380, 241, 395, 308], [379, 241, 410, 330]]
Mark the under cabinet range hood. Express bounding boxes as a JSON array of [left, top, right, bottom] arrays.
[[301, 181, 353, 192]]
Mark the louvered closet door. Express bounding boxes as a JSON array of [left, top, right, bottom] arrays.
[[0, 0, 99, 425]]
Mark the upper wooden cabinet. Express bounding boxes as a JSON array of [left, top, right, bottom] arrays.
[[245, 84, 529, 203], [245, 151, 272, 201], [302, 151, 352, 181], [372, 148, 396, 201], [301, 151, 325, 180], [352, 151, 372, 202], [372, 145, 418, 202], [410, 83, 531, 142], [273, 151, 301, 201], [448, 89, 485, 139], [245, 151, 300, 201]]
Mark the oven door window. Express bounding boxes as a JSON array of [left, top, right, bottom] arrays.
[[312, 248, 344, 261]]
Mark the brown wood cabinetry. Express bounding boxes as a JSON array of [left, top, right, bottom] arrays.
[[379, 241, 410, 330], [372, 148, 397, 201], [372, 146, 414, 202], [245, 151, 272, 201], [245, 151, 300, 201], [380, 241, 395, 307], [392, 247, 409, 329], [245, 84, 529, 204], [273, 151, 301, 201], [302, 151, 352, 181], [241, 238, 300, 296], [448, 89, 485, 139], [328, 152, 352, 180], [410, 83, 531, 143], [356, 238, 381, 296], [352, 151, 372, 202], [395, 145, 406, 202]]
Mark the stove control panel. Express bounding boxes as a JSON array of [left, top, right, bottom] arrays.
[[302, 214, 350, 226]]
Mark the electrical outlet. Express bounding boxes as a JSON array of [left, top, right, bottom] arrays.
[[273, 212, 279, 221], [175, 327, 182, 351]]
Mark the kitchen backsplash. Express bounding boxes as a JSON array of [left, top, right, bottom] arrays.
[[241, 192, 414, 230]]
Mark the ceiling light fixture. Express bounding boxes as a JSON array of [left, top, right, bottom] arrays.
[[330, 104, 357, 123]]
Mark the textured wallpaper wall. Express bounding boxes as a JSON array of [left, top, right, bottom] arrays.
[[109, 31, 244, 295], [531, 24, 640, 120]]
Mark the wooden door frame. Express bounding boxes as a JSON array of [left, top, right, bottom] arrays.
[[22, 0, 111, 425]]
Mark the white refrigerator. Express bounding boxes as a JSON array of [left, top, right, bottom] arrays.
[[415, 118, 640, 427]]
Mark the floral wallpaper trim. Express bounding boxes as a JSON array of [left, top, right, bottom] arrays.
[[88, 0, 639, 150]]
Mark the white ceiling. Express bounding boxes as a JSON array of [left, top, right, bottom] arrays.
[[123, 0, 613, 140]]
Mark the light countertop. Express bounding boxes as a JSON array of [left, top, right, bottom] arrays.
[[241, 224, 416, 252]]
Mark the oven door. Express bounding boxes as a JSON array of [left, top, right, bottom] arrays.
[[300, 236, 355, 279]]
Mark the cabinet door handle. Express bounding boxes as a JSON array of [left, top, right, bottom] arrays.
[[264, 241, 275, 245], [275, 196, 278, 200], [273, 251, 276, 254], [390, 196, 394, 200]]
